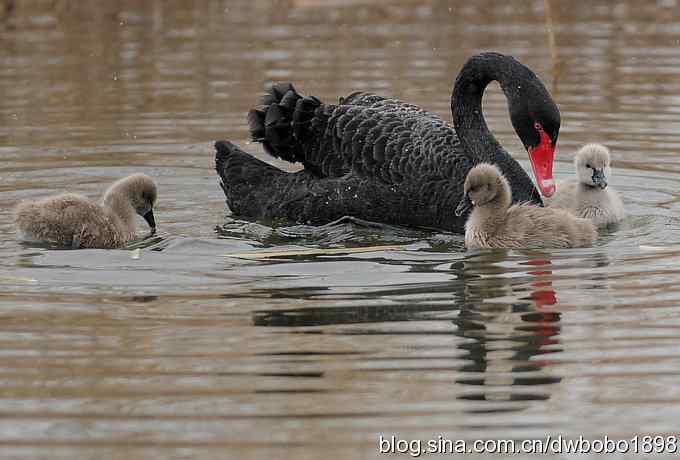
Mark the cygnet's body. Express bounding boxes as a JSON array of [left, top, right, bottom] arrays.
[[14, 174, 157, 249], [546, 143, 624, 226], [456, 164, 597, 249]]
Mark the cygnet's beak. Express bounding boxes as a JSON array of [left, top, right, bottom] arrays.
[[592, 169, 608, 189], [455, 194, 473, 217], [143, 209, 156, 232]]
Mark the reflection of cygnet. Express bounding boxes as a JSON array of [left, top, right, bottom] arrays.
[[455, 164, 597, 249], [14, 174, 157, 249], [546, 143, 624, 226]]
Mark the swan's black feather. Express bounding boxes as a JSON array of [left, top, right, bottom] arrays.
[[215, 140, 469, 230]]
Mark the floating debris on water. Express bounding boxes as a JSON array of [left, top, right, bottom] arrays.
[[224, 244, 409, 259]]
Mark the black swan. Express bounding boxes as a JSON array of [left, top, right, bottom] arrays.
[[215, 52, 560, 233]]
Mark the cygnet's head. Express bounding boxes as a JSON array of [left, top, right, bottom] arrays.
[[106, 174, 158, 230], [575, 143, 611, 190], [455, 163, 510, 216]]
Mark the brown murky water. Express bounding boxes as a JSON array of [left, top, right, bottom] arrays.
[[3, 0, 680, 458]]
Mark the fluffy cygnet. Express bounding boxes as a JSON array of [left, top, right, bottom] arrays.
[[14, 173, 157, 249], [546, 143, 624, 226], [455, 164, 597, 249]]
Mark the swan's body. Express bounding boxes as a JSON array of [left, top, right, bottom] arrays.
[[215, 52, 560, 233], [457, 164, 597, 249], [14, 174, 157, 249], [546, 144, 624, 226]]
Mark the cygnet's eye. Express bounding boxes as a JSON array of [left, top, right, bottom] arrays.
[[585, 163, 591, 169]]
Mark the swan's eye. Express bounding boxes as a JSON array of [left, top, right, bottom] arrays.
[[533, 122, 542, 131]]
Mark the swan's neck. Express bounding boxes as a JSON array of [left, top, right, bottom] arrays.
[[451, 53, 515, 161], [102, 186, 136, 235]]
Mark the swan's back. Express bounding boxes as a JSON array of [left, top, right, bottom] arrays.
[[466, 203, 597, 249], [320, 94, 464, 184], [247, 84, 542, 204], [253, 87, 470, 184], [504, 204, 597, 248], [14, 193, 129, 249]]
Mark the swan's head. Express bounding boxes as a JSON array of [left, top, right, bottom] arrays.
[[107, 174, 158, 230], [575, 143, 611, 190], [128, 174, 158, 230], [453, 52, 560, 198], [455, 163, 511, 216], [506, 59, 561, 198]]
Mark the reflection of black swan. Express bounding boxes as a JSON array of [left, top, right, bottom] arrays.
[[215, 52, 560, 233]]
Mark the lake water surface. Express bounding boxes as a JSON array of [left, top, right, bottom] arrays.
[[2, 0, 680, 458]]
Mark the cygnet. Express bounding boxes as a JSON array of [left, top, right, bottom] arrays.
[[546, 143, 624, 226], [455, 164, 597, 249], [14, 173, 157, 249]]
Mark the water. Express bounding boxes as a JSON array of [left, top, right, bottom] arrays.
[[2, 0, 680, 458]]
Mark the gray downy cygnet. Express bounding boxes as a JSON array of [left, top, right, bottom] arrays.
[[14, 173, 157, 249], [455, 163, 597, 249], [546, 143, 624, 226]]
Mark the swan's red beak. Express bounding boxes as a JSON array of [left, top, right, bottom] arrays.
[[527, 128, 556, 197]]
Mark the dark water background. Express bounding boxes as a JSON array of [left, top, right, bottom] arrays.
[[2, 0, 680, 458]]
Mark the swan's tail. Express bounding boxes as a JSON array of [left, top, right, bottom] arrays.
[[215, 140, 285, 216], [248, 83, 324, 167]]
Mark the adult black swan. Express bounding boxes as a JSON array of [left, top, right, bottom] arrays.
[[215, 52, 560, 233]]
